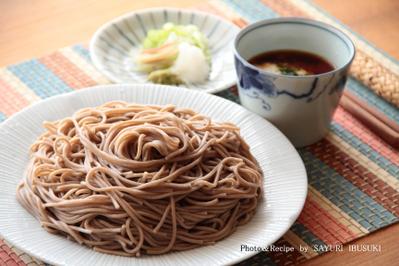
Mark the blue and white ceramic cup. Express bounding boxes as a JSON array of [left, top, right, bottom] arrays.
[[234, 18, 355, 147]]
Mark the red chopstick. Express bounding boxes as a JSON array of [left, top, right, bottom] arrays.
[[339, 91, 399, 149]]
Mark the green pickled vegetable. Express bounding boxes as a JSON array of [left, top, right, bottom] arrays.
[[147, 68, 183, 85]]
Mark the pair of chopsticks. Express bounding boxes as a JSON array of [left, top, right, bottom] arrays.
[[339, 90, 399, 149]]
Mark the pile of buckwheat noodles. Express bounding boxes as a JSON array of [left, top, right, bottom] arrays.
[[16, 101, 263, 256]]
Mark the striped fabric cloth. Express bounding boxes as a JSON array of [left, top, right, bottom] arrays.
[[0, 0, 398, 265]]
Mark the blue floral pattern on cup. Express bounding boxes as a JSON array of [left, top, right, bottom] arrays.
[[234, 55, 350, 112], [329, 75, 347, 95], [235, 57, 278, 97]]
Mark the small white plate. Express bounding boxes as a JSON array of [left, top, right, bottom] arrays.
[[0, 84, 307, 266], [90, 8, 240, 93]]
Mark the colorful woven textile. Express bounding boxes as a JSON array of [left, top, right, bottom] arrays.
[[0, 0, 398, 265]]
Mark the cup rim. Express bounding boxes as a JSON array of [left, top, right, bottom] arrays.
[[234, 17, 356, 79]]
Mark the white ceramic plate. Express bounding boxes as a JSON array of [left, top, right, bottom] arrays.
[[90, 8, 240, 93], [0, 84, 307, 266]]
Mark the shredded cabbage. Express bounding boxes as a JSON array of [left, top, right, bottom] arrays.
[[142, 22, 210, 61], [135, 22, 211, 85]]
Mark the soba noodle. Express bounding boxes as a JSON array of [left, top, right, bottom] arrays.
[[16, 102, 263, 256]]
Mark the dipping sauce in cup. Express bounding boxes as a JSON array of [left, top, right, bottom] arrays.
[[248, 49, 334, 76], [234, 18, 355, 148]]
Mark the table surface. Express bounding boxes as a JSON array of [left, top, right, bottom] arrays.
[[0, 0, 398, 265]]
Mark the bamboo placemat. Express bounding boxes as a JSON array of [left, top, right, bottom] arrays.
[[0, 0, 398, 265]]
